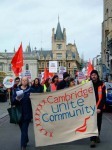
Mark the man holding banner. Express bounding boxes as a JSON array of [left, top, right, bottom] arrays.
[[90, 70, 106, 148]]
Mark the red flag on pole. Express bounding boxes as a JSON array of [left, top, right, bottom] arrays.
[[44, 68, 49, 80], [11, 43, 23, 76], [43, 68, 54, 80], [87, 59, 94, 77]]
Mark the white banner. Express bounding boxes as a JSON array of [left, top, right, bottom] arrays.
[[30, 81, 98, 147], [49, 61, 57, 73]]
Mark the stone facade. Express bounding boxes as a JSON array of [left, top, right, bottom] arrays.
[[37, 20, 81, 75], [0, 50, 38, 81], [102, 0, 112, 79]]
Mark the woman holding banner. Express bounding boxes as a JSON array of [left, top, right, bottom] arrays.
[[12, 77, 32, 150]]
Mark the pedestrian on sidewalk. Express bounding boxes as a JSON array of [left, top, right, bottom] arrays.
[[12, 77, 32, 150], [90, 70, 106, 148], [0, 82, 7, 102]]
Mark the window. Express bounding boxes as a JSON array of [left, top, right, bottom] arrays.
[[59, 62, 60, 67], [47, 62, 49, 68], [57, 44, 62, 50], [39, 62, 41, 68], [57, 53, 62, 59], [0, 63, 3, 71], [69, 63, 70, 67], [26, 64, 29, 70], [8, 64, 11, 71], [42, 63, 44, 68]]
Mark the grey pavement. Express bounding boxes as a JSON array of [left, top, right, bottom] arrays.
[[0, 113, 112, 150], [0, 101, 9, 119]]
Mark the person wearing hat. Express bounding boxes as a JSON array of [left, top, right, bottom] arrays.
[[57, 72, 70, 90], [90, 70, 106, 148]]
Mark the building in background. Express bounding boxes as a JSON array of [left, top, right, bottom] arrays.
[[37, 20, 81, 75], [0, 20, 81, 80], [102, 0, 112, 80], [92, 55, 102, 79], [0, 48, 39, 80]]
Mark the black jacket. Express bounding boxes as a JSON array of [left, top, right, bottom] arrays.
[[57, 80, 69, 90], [12, 86, 32, 121], [30, 85, 43, 93]]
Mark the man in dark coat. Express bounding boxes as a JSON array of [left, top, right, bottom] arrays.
[[90, 70, 106, 148], [57, 72, 70, 90]]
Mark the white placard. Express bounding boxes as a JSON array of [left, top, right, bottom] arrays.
[[49, 61, 57, 73], [21, 70, 32, 80], [59, 66, 66, 74], [3, 76, 14, 88]]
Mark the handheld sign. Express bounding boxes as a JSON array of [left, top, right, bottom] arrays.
[[3, 76, 14, 88]]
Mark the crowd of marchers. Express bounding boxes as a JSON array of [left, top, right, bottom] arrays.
[[0, 70, 106, 150]]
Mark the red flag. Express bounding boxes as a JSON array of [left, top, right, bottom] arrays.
[[11, 43, 23, 76], [44, 68, 54, 80], [87, 60, 94, 76], [44, 68, 49, 80]]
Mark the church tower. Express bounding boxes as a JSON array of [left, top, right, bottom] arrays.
[[52, 18, 66, 60]]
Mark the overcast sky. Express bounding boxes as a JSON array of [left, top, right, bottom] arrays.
[[0, 0, 103, 60]]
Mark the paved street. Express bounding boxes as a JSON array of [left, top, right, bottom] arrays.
[[0, 113, 112, 150], [0, 101, 9, 119]]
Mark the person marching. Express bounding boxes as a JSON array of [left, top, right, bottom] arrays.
[[69, 77, 75, 87], [44, 78, 52, 92], [57, 72, 70, 90], [90, 70, 106, 148], [31, 78, 43, 93], [50, 75, 59, 92], [12, 77, 32, 150]]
